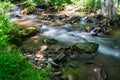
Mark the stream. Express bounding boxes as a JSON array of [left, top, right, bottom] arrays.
[[10, 8, 120, 80], [40, 24, 120, 58]]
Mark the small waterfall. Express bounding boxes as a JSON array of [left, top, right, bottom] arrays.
[[40, 25, 120, 58]]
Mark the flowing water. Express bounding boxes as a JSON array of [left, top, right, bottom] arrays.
[[10, 9, 36, 22], [39, 24, 120, 80], [10, 8, 120, 58], [40, 24, 120, 58]]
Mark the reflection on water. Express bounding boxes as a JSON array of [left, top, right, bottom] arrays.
[[40, 25, 120, 58]]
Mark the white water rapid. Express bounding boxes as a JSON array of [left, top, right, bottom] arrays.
[[40, 25, 120, 58]]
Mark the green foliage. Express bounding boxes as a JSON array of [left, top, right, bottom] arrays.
[[0, 18, 50, 80], [118, 1, 120, 12], [0, 1, 16, 48], [0, 16, 22, 47], [0, 51, 50, 80], [25, 0, 71, 6], [0, 1, 52, 80], [25, 0, 45, 6], [48, 0, 71, 11], [0, 17, 10, 47], [70, 0, 79, 4], [70, 0, 101, 12], [0, 2, 23, 46], [49, 0, 71, 6], [25, 0, 71, 11], [0, 1, 17, 17]]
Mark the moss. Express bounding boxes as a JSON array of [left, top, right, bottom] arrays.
[[0, 51, 50, 80]]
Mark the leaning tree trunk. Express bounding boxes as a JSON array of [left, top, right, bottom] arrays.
[[112, 0, 119, 20]]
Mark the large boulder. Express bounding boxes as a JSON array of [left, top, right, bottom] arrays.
[[72, 42, 99, 54]]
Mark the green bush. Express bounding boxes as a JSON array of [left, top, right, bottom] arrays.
[[0, 51, 50, 80], [25, 0, 71, 11], [0, 1, 22, 46], [0, 1, 52, 80], [70, 0, 101, 12], [0, 16, 22, 47], [0, 1, 16, 16], [0, 17, 10, 47], [49, 0, 71, 6], [118, 1, 120, 12], [25, 0, 44, 6]]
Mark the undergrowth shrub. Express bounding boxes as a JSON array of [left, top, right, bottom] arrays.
[[0, 51, 50, 80], [70, 0, 101, 12], [0, 1, 52, 80]]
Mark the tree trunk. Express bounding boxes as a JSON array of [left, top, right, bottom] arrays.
[[100, 0, 106, 16], [100, 0, 119, 20], [106, 0, 112, 19], [112, 0, 119, 20]]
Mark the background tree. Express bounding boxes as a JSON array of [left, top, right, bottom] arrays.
[[100, 0, 119, 20], [112, 0, 119, 19]]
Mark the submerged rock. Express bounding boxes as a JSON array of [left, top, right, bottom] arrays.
[[72, 42, 99, 54]]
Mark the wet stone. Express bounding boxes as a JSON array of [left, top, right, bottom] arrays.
[[72, 42, 99, 54], [19, 26, 39, 37]]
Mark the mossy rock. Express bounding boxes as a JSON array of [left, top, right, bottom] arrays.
[[72, 42, 99, 54], [19, 26, 38, 37], [20, 6, 36, 15]]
